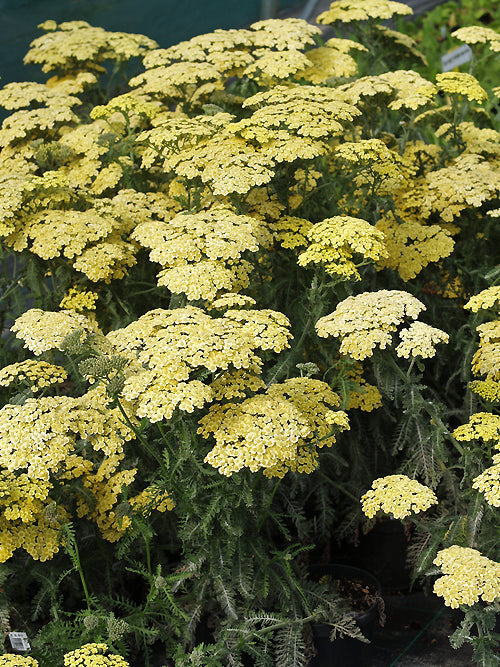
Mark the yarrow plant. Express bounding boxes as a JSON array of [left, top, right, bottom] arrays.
[[0, 1, 499, 664]]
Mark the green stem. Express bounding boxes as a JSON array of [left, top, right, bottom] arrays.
[[156, 421, 175, 458], [144, 531, 152, 577], [258, 478, 282, 531], [317, 471, 360, 502], [113, 395, 164, 468]]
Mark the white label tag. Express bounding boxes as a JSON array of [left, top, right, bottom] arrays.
[[9, 632, 30, 652], [441, 45, 473, 72]]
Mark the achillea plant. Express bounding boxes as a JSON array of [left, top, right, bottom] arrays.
[[0, 2, 499, 664]]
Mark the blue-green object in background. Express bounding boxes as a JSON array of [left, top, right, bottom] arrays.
[[0, 0, 302, 85]]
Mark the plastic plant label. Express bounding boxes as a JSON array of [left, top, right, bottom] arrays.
[[8, 632, 30, 652], [441, 45, 472, 72]]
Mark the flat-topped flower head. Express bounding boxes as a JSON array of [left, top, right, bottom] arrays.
[[208, 293, 257, 310], [25, 20, 157, 74], [233, 86, 360, 151], [249, 18, 321, 51], [473, 458, 500, 507], [0, 657, 39, 666], [298, 215, 387, 281], [381, 70, 436, 111], [0, 81, 81, 110], [469, 320, 500, 381], [12, 308, 99, 355], [337, 75, 393, 105], [453, 412, 500, 445], [143, 28, 252, 68], [361, 474, 438, 519], [90, 92, 160, 120], [470, 379, 500, 404], [130, 61, 220, 92], [0, 106, 78, 148], [335, 139, 404, 183], [465, 286, 500, 313], [63, 643, 130, 666], [317, 0, 412, 25], [452, 26, 500, 52], [243, 50, 311, 83], [421, 154, 500, 222], [375, 214, 454, 281], [435, 72, 488, 103], [297, 46, 359, 83], [59, 287, 98, 312], [200, 377, 346, 476], [316, 290, 426, 360], [434, 546, 500, 608], [0, 359, 67, 392], [396, 322, 449, 359]]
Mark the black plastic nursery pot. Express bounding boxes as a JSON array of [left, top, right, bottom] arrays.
[[337, 518, 413, 594], [309, 564, 382, 667]]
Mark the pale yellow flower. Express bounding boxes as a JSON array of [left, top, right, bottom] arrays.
[[361, 474, 438, 519], [317, 0, 412, 25], [435, 72, 487, 103], [316, 290, 425, 360], [434, 546, 500, 608], [396, 322, 449, 359], [452, 26, 500, 52]]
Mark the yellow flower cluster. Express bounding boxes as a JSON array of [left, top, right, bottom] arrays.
[[452, 26, 500, 53], [199, 377, 348, 477], [465, 286, 500, 313], [434, 546, 500, 608], [63, 642, 130, 666], [381, 70, 435, 111], [129, 486, 175, 516], [297, 215, 387, 280], [90, 92, 160, 121], [132, 206, 271, 301], [106, 306, 291, 423], [272, 216, 313, 250], [470, 379, 500, 404], [435, 72, 488, 103], [317, 0, 412, 25], [335, 138, 404, 191], [11, 308, 98, 355], [472, 457, 500, 507], [297, 46, 359, 83], [59, 287, 99, 312], [344, 363, 383, 412], [361, 474, 438, 519], [0, 468, 65, 561], [0, 381, 142, 555], [316, 290, 426, 360], [376, 214, 454, 281], [210, 365, 265, 400], [25, 20, 157, 74], [243, 49, 311, 83], [232, 85, 360, 167], [395, 322, 449, 359], [0, 657, 39, 666], [453, 413, 500, 444], [0, 359, 67, 392], [208, 293, 257, 311], [421, 154, 500, 222], [0, 80, 80, 110], [471, 322, 500, 381]]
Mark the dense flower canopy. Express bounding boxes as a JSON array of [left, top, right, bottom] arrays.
[[1, 8, 500, 665]]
